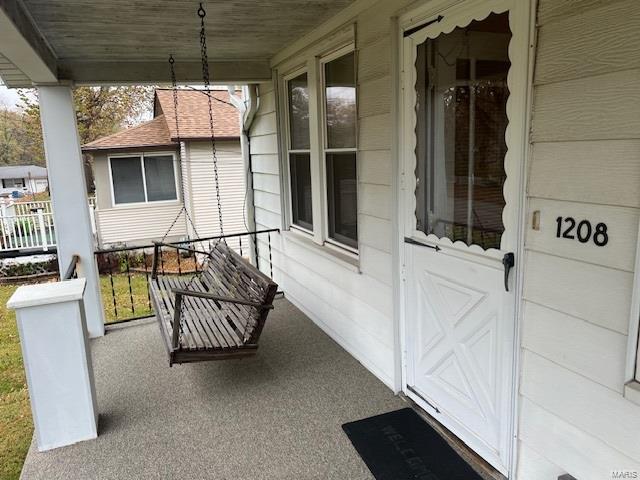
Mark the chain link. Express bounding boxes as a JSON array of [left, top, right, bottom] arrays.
[[162, 55, 200, 243], [198, 3, 225, 239]]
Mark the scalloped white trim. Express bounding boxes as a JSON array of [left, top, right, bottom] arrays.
[[405, 0, 519, 256]]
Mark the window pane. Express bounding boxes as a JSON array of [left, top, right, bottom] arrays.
[[111, 157, 145, 204], [288, 73, 310, 150], [144, 155, 177, 202], [414, 12, 511, 250], [324, 52, 356, 149], [327, 152, 357, 248], [289, 153, 313, 230], [2, 178, 25, 188]]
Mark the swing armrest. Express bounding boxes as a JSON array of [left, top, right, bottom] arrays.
[[171, 288, 274, 310]]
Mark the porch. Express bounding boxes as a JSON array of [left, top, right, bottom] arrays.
[[19, 297, 404, 480]]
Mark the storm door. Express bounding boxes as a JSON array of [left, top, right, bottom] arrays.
[[401, 1, 529, 474]]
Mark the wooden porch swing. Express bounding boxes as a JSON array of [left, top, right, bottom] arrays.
[[149, 3, 278, 366]]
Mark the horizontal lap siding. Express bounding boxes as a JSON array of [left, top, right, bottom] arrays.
[[186, 141, 247, 239], [251, 81, 282, 237], [92, 151, 187, 245], [357, 18, 395, 290], [248, 0, 405, 386], [520, 0, 640, 476], [95, 203, 186, 244]]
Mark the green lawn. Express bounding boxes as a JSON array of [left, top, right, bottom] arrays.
[[0, 273, 153, 479], [0, 284, 32, 480], [100, 273, 153, 324]]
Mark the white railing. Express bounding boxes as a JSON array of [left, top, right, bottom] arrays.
[[11, 197, 95, 217], [0, 208, 56, 252], [12, 201, 53, 216], [0, 198, 97, 253]]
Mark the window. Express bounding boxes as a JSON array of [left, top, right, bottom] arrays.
[[110, 153, 178, 205], [286, 72, 313, 230], [2, 178, 25, 188], [414, 12, 511, 250], [282, 45, 358, 255], [323, 51, 358, 249]]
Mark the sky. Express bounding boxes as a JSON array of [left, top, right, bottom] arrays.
[[0, 83, 22, 110]]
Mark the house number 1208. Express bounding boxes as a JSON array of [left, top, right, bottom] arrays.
[[556, 217, 608, 247]]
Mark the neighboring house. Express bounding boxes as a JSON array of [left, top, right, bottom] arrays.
[[0, 165, 48, 196], [83, 89, 245, 246]]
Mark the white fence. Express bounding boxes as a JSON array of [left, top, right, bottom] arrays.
[[11, 197, 95, 217], [12, 201, 53, 216], [0, 208, 55, 252], [0, 198, 96, 252]]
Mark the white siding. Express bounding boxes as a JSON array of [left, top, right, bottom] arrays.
[[92, 139, 246, 247], [92, 150, 187, 246], [248, 0, 640, 476], [249, 2, 404, 386], [519, 0, 640, 476], [95, 203, 186, 245], [184, 140, 247, 247]]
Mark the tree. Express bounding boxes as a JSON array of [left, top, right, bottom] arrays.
[[0, 105, 40, 165], [15, 86, 154, 166], [5, 86, 154, 194]]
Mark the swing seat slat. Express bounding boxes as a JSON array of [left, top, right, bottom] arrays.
[[149, 241, 278, 365]]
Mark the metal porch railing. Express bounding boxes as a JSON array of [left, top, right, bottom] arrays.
[[94, 229, 278, 325]]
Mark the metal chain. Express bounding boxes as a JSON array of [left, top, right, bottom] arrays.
[[169, 55, 181, 144], [198, 3, 225, 240], [176, 296, 184, 347], [162, 55, 200, 243]]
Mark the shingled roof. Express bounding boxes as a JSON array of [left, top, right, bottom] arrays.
[[155, 89, 241, 141], [83, 115, 174, 151], [0, 165, 47, 179], [83, 89, 240, 152]]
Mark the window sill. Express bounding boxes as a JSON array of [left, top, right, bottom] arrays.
[[282, 229, 360, 273], [624, 381, 640, 407]]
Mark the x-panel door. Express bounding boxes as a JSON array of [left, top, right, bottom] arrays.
[[401, 0, 530, 474]]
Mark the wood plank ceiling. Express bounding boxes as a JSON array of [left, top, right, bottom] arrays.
[[11, 0, 354, 85], [25, 0, 353, 61], [0, 0, 355, 86]]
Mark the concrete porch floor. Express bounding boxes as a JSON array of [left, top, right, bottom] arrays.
[[20, 297, 404, 479]]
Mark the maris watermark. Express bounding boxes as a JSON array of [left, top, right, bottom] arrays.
[[611, 470, 639, 479]]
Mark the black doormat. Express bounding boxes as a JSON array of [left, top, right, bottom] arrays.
[[342, 408, 483, 480]]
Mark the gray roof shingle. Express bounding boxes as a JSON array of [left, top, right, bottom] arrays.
[[0, 165, 47, 179]]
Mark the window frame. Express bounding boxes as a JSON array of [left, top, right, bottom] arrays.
[[626, 221, 640, 396], [319, 44, 359, 254], [107, 151, 180, 207], [2, 178, 25, 188], [283, 67, 314, 235], [277, 34, 359, 261]]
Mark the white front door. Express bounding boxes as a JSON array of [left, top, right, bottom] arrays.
[[400, 0, 530, 475]]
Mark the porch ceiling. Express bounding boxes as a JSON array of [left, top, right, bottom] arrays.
[[0, 0, 355, 87]]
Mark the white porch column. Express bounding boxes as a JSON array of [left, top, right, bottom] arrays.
[[39, 86, 105, 337]]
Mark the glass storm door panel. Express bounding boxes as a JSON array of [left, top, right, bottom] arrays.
[[414, 14, 510, 250], [402, 3, 528, 475]]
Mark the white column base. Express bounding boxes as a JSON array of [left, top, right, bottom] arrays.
[[8, 279, 98, 451]]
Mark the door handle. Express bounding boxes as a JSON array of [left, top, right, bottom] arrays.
[[404, 237, 441, 251], [502, 252, 515, 292]]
